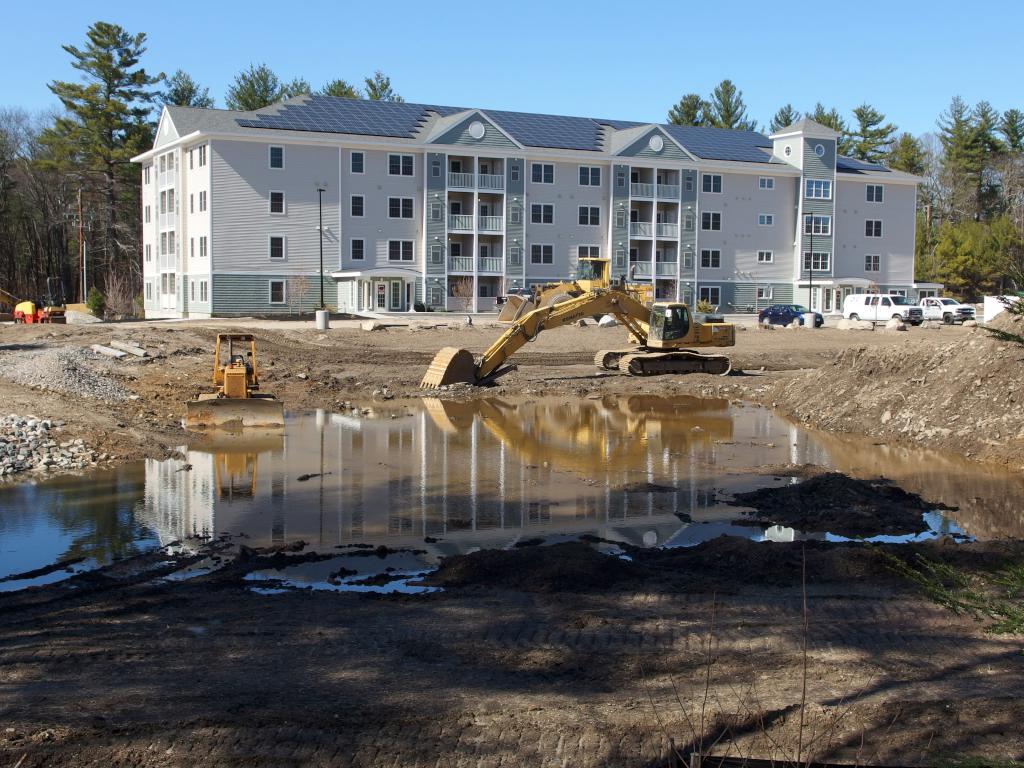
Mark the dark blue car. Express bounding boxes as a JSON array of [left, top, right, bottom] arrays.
[[757, 304, 824, 327]]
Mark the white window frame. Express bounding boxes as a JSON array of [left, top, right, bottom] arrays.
[[758, 214, 774, 227], [700, 249, 721, 269], [865, 253, 881, 272], [578, 205, 600, 226], [145, 282, 152, 300], [200, 280, 208, 302], [269, 234, 286, 260], [199, 191, 207, 212], [865, 219, 883, 238], [701, 174, 722, 194], [269, 279, 287, 305], [699, 286, 721, 305], [144, 166, 151, 185], [199, 236, 207, 258], [802, 251, 831, 271], [388, 153, 414, 177], [757, 286, 773, 300], [350, 238, 365, 261], [350, 151, 364, 174], [387, 240, 414, 262], [269, 190, 286, 215], [145, 244, 151, 262], [758, 176, 775, 190], [577, 244, 600, 259], [268, 145, 285, 170], [866, 184, 883, 203], [804, 179, 832, 199], [198, 145, 207, 167], [757, 250, 773, 263], [429, 244, 443, 264], [803, 215, 831, 236], [350, 194, 364, 218], [701, 212, 722, 231], [388, 196, 414, 219], [190, 280, 195, 301], [531, 243, 554, 264], [531, 163, 554, 184], [531, 203, 554, 225], [578, 166, 601, 186]]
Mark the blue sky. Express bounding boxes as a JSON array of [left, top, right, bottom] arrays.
[[2, 0, 1022, 137]]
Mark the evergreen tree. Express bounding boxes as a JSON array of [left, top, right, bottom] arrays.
[[937, 96, 986, 220], [706, 80, 756, 131], [886, 132, 927, 175], [769, 104, 800, 133], [999, 108, 1024, 151], [44, 21, 161, 287], [849, 103, 896, 162], [363, 70, 403, 102], [280, 77, 311, 100], [163, 69, 214, 108], [225, 63, 282, 110], [321, 78, 360, 99], [808, 103, 852, 154], [974, 101, 1006, 155], [667, 93, 707, 126]]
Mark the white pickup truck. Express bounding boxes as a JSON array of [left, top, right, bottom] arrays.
[[917, 296, 976, 324]]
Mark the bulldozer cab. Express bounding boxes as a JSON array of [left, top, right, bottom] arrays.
[[647, 303, 692, 347], [213, 334, 260, 391]]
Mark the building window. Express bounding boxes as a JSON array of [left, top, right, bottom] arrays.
[[758, 177, 775, 190], [190, 280, 195, 301], [449, 242, 462, 258], [199, 191, 207, 212], [510, 164, 520, 182], [189, 149, 194, 170], [802, 251, 830, 271], [578, 206, 600, 226], [269, 191, 285, 214], [616, 169, 626, 189], [168, 232, 175, 254], [145, 282, 152, 300], [388, 154, 414, 176], [190, 194, 194, 214], [144, 166, 151, 184], [579, 166, 601, 186], [757, 250, 773, 263], [531, 244, 553, 264], [430, 202, 442, 222], [144, 205, 151, 223], [804, 215, 831, 235], [683, 213, 694, 231], [351, 239, 364, 260], [388, 197, 414, 219], [805, 179, 832, 199], [865, 254, 881, 272], [199, 236, 207, 257], [531, 163, 554, 184], [388, 240, 414, 261], [758, 213, 774, 226], [269, 280, 286, 304], [814, 143, 826, 157], [167, 153, 174, 171], [351, 195, 364, 217], [865, 219, 883, 237], [578, 245, 600, 258], [508, 246, 522, 266], [200, 281, 208, 302], [531, 204, 553, 224], [429, 245, 442, 264], [702, 174, 722, 193], [167, 189, 175, 212], [269, 235, 285, 259], [159, 191, 166, 214], [269, 146, 284, 169], [614, 209, 627, 228], [700, 249, 721, 268], [145, 244, 151, 262], [160, 232, 167, 255], [198, 145, 207, 166], [757, 286, 773, 300], [701, 212, 721, 231], [866, 184, 883, 203], [351, 152, 364, 174], [699, 286, 721, 306], [682, 250, 693, 269], [684, 175, 693, 191], [190, 238, 194, 258]]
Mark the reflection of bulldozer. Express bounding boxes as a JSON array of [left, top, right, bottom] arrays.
[[497, 257, 653, 323], [193, 430, 285, 501], [185, 334, 284, 430]]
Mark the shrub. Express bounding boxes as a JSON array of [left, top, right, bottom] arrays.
[[696, 298, 715, 314], [86, 286, 106, 317]]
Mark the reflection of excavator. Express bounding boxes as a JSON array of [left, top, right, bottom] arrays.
[[422, 287, 735, 388], [497, 257, 652, 322], [185, 334, 284, 430]]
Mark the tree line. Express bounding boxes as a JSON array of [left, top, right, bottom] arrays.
[[1, 21, 1021, 313]]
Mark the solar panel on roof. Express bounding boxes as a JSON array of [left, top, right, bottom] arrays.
[[836, 156, 890, 173]]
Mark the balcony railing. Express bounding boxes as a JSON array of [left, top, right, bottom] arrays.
[[448, 172, 474, 189], [478, 256, 502, 272], [478, 173, 504, 190], [448, 214, 473, 231], [655, 262, 678, 277], [657, 183, 680, 199], [629, 261, 653, 277], [478, 215, 503, 232], [656, 223, 679, 238], [629, 222, 652, 237], [448, 255, 473, 272], [630, 182, 654, 198]]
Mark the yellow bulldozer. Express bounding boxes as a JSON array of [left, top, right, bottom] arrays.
[[497, 256, 653, 323], [185, 334, 284, 430], [422, 287, 734, 388]]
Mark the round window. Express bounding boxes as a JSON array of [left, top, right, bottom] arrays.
[[468, 121, 485, 140], [815, 143, 826, 157], [784, 145, 792, 157], [649, 135, 664, 152]]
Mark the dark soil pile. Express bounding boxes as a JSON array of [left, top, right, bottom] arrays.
[[727, 472, 946, 536]]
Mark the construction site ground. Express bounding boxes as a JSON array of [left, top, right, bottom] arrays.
[[2, 314, 1024, 765]]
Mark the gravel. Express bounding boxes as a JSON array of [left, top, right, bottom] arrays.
[[0, 414, 105, 478], [0, 347, 131, 402]]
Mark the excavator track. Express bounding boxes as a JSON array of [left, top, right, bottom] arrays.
[[616, 350, 732, 377], [594, 348, 636, 371]]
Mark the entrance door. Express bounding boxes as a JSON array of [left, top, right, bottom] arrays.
[[160, 272, 176, 310], [824, 289, 833, 312], [375, 282, 387, 310], [389, 281, 402, 311]]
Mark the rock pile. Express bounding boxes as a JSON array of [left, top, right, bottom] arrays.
[[0, 348, 130, 402], [0, 414, 104, 477]]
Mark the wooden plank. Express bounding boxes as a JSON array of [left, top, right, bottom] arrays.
[[89, 344, 127, 359]]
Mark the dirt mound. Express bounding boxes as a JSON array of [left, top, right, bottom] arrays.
[[771, 327, 1024, 468], [425, 541, 641, 592]]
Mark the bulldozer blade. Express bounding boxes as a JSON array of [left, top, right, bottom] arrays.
[[497, 295, 535, 323], [421, 347, 478, 388], [185, 394, 285, 431]]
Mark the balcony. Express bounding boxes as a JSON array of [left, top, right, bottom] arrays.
[[448, 172, 474, 189], [448, 255, 473, 272], [629, 261, 653, 277], [478, 256, 502, 273], [448, 214, 474, 231], [478, 173, 504, 191], [630, 182, 654, 198], [657, 183, 680, 199], [629, 222, 652, 237], [478, 215, 503, 232], [656, 223, 679, 239], [655, 262, 678, 277]]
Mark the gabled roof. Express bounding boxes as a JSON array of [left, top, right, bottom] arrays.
[[769, 118, 841, 140]]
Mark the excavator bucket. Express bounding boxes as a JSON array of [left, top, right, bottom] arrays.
[[185, 393, 285, 431], [497, 295, 535, 323], [420, 347, 478, 388]]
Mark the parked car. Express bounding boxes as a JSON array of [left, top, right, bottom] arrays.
[[757, 304, 824, 327], [917, 296, 976, 324], [842, 294, 923, 325]]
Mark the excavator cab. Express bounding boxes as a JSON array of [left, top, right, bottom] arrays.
[[647, 303, 691, 345], [574, 257, 610, 290]]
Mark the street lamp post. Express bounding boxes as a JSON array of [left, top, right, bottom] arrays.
[[315, 183, 328, 310]]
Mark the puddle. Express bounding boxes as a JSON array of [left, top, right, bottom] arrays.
[[2, 395, 1022, 590], [244, 550, 439, 595]]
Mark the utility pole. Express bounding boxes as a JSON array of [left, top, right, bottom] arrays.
[[77, 189, 84, 303]]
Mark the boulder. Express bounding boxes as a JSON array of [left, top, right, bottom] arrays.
[[884, 318, 907, 332], [837, 319, 874, 331], [963, 319, 978, 328], [597, 314, 618, 328]]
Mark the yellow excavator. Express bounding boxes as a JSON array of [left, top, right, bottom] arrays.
[[422, 287, 734, 388], [497, 257, 653, 323], [185, 334, 284, 430]]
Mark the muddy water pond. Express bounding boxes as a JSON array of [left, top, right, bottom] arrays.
[[2, 396, 1022, 590]]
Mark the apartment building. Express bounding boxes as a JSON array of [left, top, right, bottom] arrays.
[[132, 97, 922, 318]]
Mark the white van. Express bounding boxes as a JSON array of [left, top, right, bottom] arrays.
[[843, 294, 924, 325]]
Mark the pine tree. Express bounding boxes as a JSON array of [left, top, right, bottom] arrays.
[[363, 71, 403, 102], [706, 80, 756, 131], [1000, 109, 1024, 152], [163, 70, 214, 108], [280, 78, 311, 100], [937, 96, 986, 221], [667, 94, 707, 126], [808, 103, 852, 154], [849, 103, 896, 162], [885, 133, 927, 175], [974, 101, 1006, 155], [769, 104, 800, 133], [321, 79, 360, 99], [225, 63, 283, 110]]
